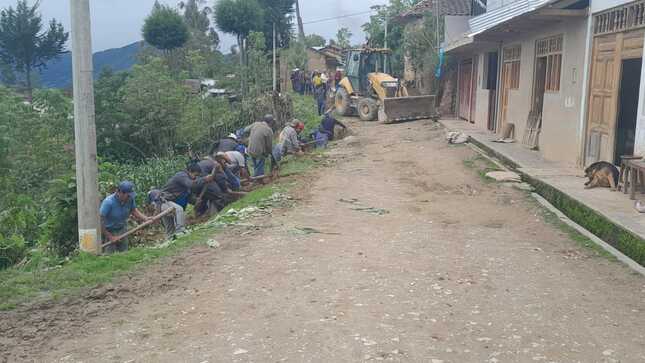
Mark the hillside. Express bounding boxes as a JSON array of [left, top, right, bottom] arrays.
[[39, 41, 143, 89]]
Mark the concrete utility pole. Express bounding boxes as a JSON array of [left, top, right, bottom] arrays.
[[70, 0, 101, 254]]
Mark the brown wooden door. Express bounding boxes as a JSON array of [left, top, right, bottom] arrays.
[[499, 62, 513, 132], [586, 30, 644, 164], [459, 59, 473, 120]]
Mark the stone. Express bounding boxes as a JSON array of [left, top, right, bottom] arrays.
[[485, 171, 522, 183], [446, 131, 469, 144]]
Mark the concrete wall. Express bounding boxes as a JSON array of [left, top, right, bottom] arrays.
[[307, 50, 327, 73], [462, 17, 588, 165], [516, 19, 587, 164], [445, 16, 472, 44]]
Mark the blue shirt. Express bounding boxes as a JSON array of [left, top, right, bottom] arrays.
[[99, 194, 136, 231]]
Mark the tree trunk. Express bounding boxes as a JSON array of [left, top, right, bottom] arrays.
[[295, 0, 305, 43], [25, 67, 33, 102]]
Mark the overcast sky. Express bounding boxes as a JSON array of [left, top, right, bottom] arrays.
[[0, 0, 386, 52]]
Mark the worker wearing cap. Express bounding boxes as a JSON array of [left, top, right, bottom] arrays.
[[99, 181, 150, 253], [279, 119, 305, 156], [244, 114, 275, 179]]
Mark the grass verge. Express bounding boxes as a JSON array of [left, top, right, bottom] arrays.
[[526, 175, 645, 266], [462, 154, 501, 183], [0, 151, 326, 311], [527, 195, 616, 260]]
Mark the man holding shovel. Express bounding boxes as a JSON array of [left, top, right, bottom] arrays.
[[100, 181, 151, 254]]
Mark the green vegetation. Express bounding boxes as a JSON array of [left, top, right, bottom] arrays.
[[0, 149, 321, 310], [279, 150, 327, 177], [0, 0, 324, 288], [526, 175, 645, 266], [291, 92, 320, 135], [462, 154, 501, 183], [142, 4, 190, 52], [0, 221, 220, 310], [533, 198, 615, 260], [0, 0, 68, 98], [335, 27, 353, 49]]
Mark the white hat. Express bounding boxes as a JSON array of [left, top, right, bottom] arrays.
[[228, 133, 238, 140]]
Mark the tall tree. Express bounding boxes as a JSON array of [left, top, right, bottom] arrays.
[[142, 4, 190, 53], [294, 0, 305, 42], [179, 0, 219, 50], [362, 1, 422, 75], [335, 27, 353, 49], [257, 0, 294, 49], [305, 34, 326, 47], [214, 0, 263, 93], [0, 0, 68, 100]]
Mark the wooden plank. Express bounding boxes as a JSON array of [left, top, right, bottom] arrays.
[[102, 208, 176, 247]]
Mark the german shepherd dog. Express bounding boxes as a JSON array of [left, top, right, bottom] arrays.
[[584, 161, 619, 190]]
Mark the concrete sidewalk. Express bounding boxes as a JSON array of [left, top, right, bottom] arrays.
[[440, 118, 645, 263]]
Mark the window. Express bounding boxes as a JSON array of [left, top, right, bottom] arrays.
[[503, 45, 521, 89], [536, 35, 563, 92]]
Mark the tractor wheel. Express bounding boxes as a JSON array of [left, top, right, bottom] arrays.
[[357, 98, 378, 121], [335, 87, 352, 116]]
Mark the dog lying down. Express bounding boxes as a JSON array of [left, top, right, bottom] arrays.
[[584, 161, 619, 191]]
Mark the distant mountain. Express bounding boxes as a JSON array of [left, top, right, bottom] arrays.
[[39, 41, 144, 89]]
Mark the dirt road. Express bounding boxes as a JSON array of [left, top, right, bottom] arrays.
[[3, 119, 645, 362]]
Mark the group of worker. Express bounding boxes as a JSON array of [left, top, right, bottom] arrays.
[[291, 68, 344, 116], [99, 111, 346, 254]]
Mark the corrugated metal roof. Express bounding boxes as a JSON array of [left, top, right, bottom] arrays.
[[400, 0, 472, 19], [469, 0, 552, 36]]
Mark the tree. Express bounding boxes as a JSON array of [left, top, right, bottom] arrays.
[[179, 0, 220, 50], [94, 68, 137, 161], [305, 34, 326, 48], [335, 27, 353, 49], [142, 4, 189, 53], [362, 1, 421, 75], [122, 58, 186, 157], [0, 0, 68, 100], [257, 0, 294, 49], [214, 0, 264, 93], [245, 31, 271, 96]]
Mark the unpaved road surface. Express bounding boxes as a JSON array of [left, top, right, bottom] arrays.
[[2, 119, 645, 362]]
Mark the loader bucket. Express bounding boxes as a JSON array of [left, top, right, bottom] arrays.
[[379, 95, 436, 123]]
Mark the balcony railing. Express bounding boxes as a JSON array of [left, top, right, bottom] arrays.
[[593, 0, 645, 35]]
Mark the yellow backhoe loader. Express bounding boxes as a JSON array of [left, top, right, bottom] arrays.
[[334, 48, 436, 123]]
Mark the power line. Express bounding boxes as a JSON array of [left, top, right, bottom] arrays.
[[302, 10, 374, 25]]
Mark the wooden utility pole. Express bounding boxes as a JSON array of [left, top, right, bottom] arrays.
[[295, 0, 305, 42], [70, 0, 101, 254]]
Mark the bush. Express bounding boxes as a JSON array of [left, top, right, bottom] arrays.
[[41, 174, 78, 257], [99, 156, 189, 205], [0, 234, 27, 269], [291, 92, 320, 136]]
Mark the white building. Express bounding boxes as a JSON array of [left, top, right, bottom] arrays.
[[441, 0, 645, 166]]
